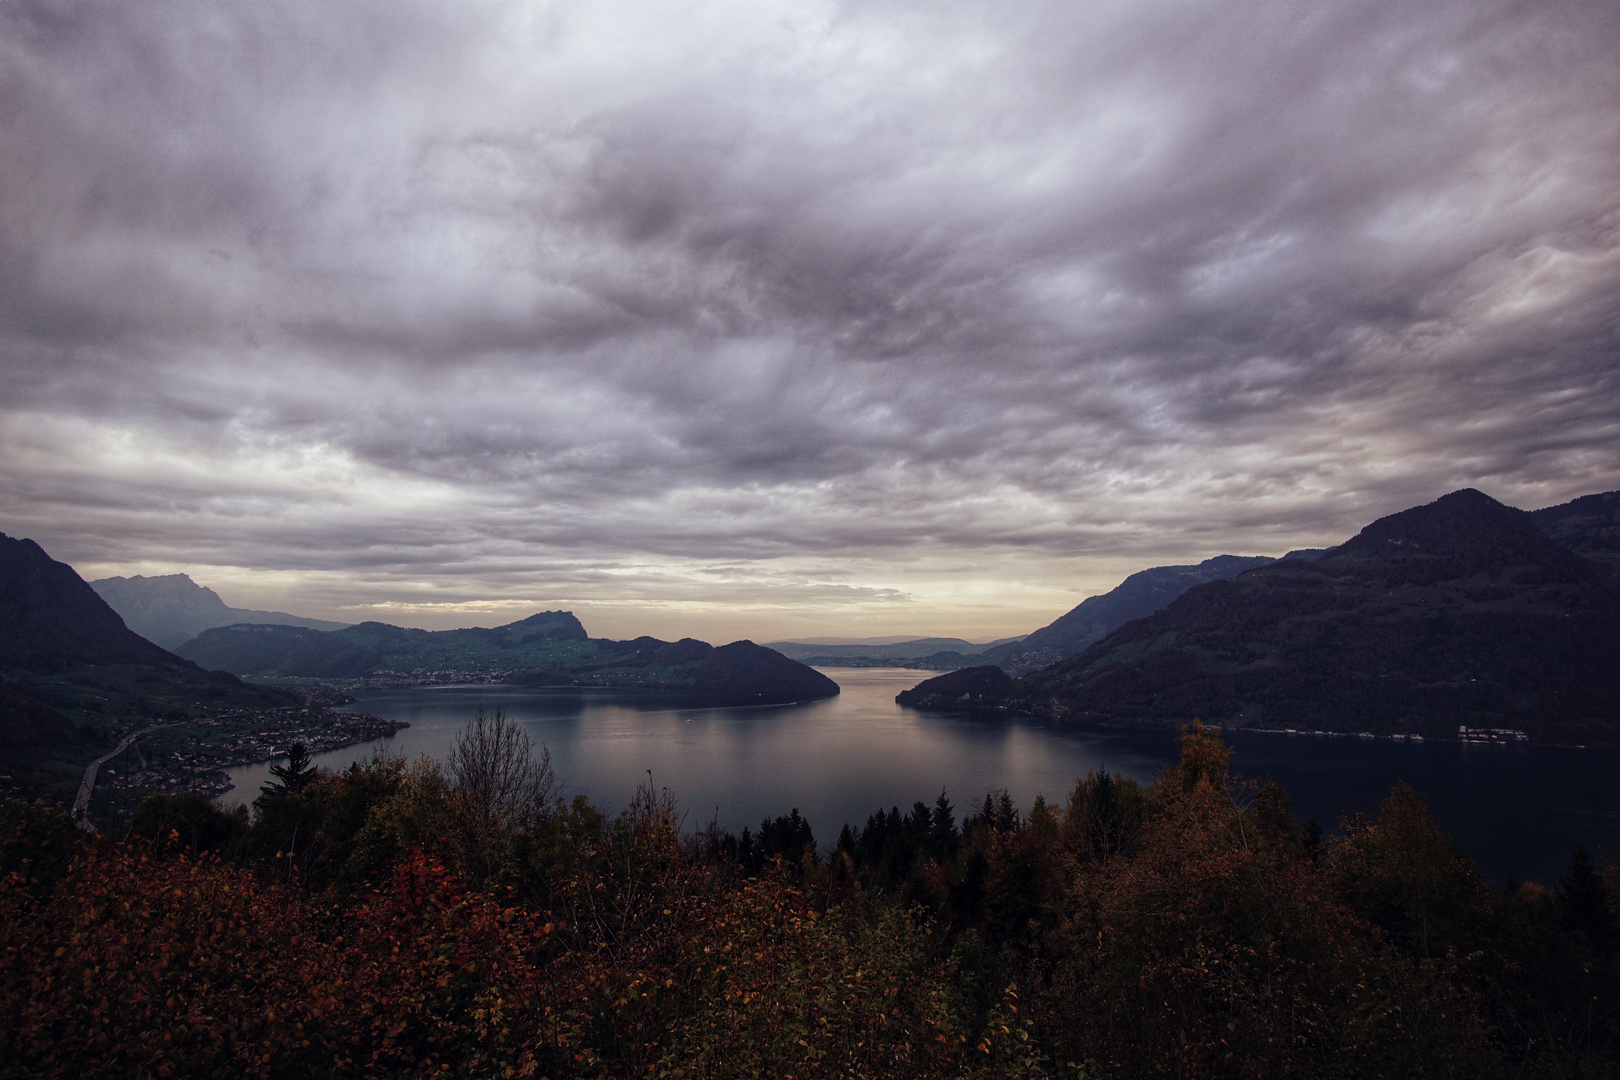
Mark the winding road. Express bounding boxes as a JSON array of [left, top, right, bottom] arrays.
[[72, 724, 171, 833]]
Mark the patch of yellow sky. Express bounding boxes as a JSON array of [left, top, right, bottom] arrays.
[[72, 548, 1265, 645], [48, 417, 1349, 644]]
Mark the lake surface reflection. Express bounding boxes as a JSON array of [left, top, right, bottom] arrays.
[[221, 667, 1620, 884], [220, 669, 1172, 836]]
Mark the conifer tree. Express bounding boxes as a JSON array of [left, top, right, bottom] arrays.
[[259, 741, 316, 798], [1559, 846, 1616, 956]]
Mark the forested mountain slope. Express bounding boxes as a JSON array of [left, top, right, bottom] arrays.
[[982, 554, 1289, 674], [2, 535, 178, 670], [177, 614, 840, 704], [1007, 490, 1620, 742], [0, 533, 293, 792], [1532, 489, 1620, 574]]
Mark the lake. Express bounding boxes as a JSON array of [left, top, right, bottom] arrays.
[[221, 667, 1620, 884]]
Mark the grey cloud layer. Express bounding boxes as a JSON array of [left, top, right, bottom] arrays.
[[2, 0, 1618, 633]]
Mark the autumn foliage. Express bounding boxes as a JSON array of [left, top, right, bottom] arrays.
[[2, 719, 1616, 1078]]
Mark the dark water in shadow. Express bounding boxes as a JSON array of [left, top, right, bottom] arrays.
[[1221, 729, 1620, 885], [221, 667, 1620, 884]]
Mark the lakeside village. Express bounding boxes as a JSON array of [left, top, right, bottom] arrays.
[[81, 703, 407, 812], [92, 669, 536, 799], [71, 666, 628, 824], [1248, 724, 1531, 744]]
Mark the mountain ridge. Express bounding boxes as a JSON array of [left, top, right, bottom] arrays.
[[766, 637, 1015, 667], [0, 533, 296, 791], [177, 614, 840, 705], [2, 535, 185, 670], [994, 489, 1620, 743], [90, 573, 350, 650], [1529, 490, 1620, 574], [980, 553, 1289, 674], [771, 555, 1322, 673]]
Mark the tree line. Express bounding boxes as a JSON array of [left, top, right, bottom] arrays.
[[1, 712, 1616, 1078]]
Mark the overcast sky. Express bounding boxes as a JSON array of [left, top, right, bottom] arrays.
[[2, 0, 1618, 643]]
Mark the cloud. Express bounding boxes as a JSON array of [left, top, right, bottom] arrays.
[[3, 0, 1618, 640]]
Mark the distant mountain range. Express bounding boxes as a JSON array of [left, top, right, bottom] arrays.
[[89, 574, 350, 650], [891, 491, 1619, 683], [765, 636, 1025, 667], [176, 615, 839, 705], [898, 489, 1620, 744], [71, 566, 837, 706], [976, 552, 1327, 675], [0, 534, 839, 798], [785, 551, 1326, 674]]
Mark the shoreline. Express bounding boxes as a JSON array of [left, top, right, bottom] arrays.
[[74, 707, 409, 820]]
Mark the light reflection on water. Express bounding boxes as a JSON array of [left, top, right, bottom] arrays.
[[220, 667, 1620, 884], [220, 668, 1172, 836]]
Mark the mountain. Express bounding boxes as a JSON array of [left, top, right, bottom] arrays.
[[765, 636, 1026, 669], [89, 574, 350, 650], [981, 554, 1285, 674], [177, 612, 588, 678], [2, 535, 182, 670], [1531, 490, 1620, 574], [770, 634, 1022, 647], [176, 614, 840, 705], [998, 490, 1620, 743], [0, 533, 293, 787], [769, 637, 981, 661], [683, 640, 843, 702], [780, 554, 1326, 675], [894, 666, 1015, 709]]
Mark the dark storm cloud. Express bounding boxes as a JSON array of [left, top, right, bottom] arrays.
[[2, 0, 1618, 636]]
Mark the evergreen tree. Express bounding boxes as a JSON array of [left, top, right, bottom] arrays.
[[259, 742, 317, 799], [758, 808, 815, 867], [995, 790, 1019, 831], [1559, 846, 1616, 956], [929, 790, 957, 858]]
